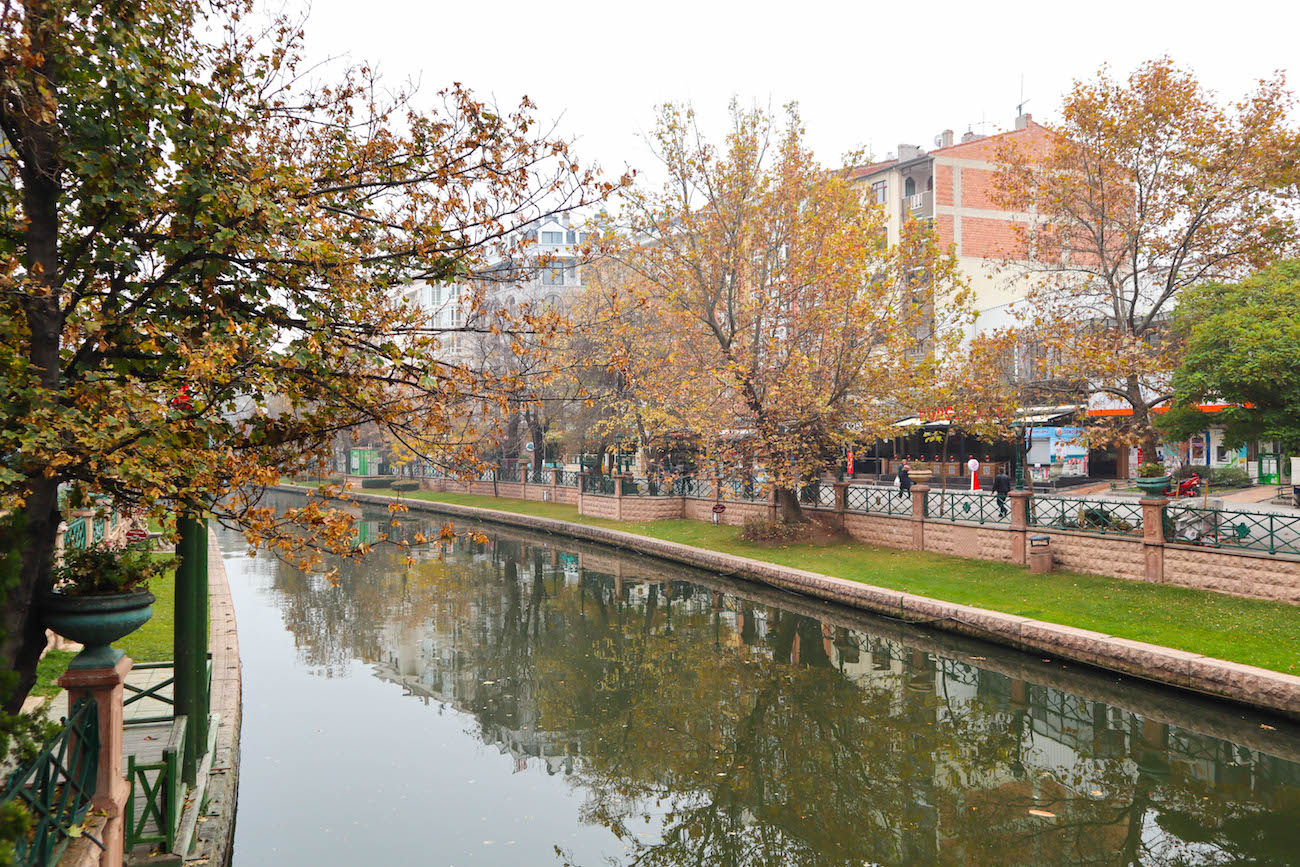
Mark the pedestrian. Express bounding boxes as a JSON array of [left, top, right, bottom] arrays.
[[897, 463, 912, 498], [967, 455, 981, 491], [993, 469, 1012, 517]]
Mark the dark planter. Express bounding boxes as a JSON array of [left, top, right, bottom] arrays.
[[42, 590, 155, 670], [1135, 476, 1171, 495]]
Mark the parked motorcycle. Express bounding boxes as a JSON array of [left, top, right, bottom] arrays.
[[1165, 473, 1201, 498]]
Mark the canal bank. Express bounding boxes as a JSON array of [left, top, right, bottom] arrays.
[[273, 485, 1300, 721]]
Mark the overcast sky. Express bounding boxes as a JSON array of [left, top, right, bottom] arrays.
[[301, 0, 1299, 184]]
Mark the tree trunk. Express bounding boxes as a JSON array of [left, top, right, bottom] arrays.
[[530, 421, 544, 472], [774, 487, 805, 524], [1128, 378, 1160, 464], [4, 479, 59, 712]]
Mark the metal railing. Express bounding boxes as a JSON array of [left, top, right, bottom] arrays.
[[526, 468, 550, 485], [1030, 496, 1143, 536], [126, 716, 187, 852], [496, 466, 521, 483], [64, 517, 87, 551], [928, 491, 1013, 525], [1, 697, 100, 866], [718, 479, 766, 503], [582, 475, 616, 495], [555, 470, 579, 488], [1165, 505, 1300, 555], [845, 485, 912, 516], [798, 482, 836, 509], [679, 479, 714, 500]]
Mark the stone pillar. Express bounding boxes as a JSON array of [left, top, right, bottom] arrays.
[[614, 474, 627, 521], [830, 481, 848, 531], [1008, 490, 1032, 565], [1141, 496, 1168, 582], [59, 656, 132, 867], [910, 485, 929, 551]]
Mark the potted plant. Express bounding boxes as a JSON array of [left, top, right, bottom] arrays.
[[42, 536, 169, 670], [1135, 462, 1171, 495]]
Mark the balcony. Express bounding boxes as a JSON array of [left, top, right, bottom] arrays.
[[901, 190, 934, 220]]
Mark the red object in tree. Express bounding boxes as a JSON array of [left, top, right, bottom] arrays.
[[847, 451, 855, 475], [170, 383, 193, 411]]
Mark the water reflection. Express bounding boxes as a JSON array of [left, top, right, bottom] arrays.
[[255, 506, 1300, 866]]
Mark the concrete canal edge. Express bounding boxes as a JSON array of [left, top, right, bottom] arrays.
[[280, 485, 1300, 722], [183, 531, 243, 866]]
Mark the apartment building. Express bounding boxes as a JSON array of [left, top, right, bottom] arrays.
[[850, 112, 1052, 345]]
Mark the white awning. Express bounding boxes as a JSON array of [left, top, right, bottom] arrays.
[[893, 417, 922, 428]]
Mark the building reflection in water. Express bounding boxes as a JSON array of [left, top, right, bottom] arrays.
[[263, 509, 1300, 866]]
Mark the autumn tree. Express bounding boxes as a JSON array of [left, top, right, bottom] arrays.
[[621, 102, 969, 521], [1159, 260, 1300, 454], [0, 0, 622, 707], [994, 58, 1300, 458]]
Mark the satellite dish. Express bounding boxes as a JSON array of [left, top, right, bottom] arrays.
[[934, 135, 944, 147]]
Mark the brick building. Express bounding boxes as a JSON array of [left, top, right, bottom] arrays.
[[850, 111, 1053, 346]]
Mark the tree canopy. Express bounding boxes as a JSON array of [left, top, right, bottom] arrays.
[[1158, 261, 1300, 454], [994, 58, 1300, 456], [0, 0, 623, 706]]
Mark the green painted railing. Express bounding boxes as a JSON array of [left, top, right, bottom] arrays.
[[1, 697, 100, 866], [124, 656, 211, 726], [1165, 505, 1300, 555], [1030, 497, 1144, 537], [845, 485, 912, 516], [719, 479, 766, 503], [91, 516, 105, 543], [928, 491, 1013, 525], [126, 716, 187, 852], [64, 517, 87, 551], [582, 475, 616, 495], [798, 482, 836, 509]]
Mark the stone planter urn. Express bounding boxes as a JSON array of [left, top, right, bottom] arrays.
[[1135, 476, 1171, 496], [42, 591, 155, 670], [909, 468, 934, 485]]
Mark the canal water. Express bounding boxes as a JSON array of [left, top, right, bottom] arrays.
[[225, 499, 1300, 865]]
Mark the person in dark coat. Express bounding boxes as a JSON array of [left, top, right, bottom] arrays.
[[897, 463, 912, 498], [992, 470, 1012, 516]]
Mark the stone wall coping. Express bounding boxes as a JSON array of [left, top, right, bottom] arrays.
[[274, 484, 1300, 720]]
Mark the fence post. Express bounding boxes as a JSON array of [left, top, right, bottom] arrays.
[[551, 468, 561, 502], [832, 481, 848, 531], [614, 474, 626, 521], [175, 512, 210, 786], [59, 657, 132, 867], [910, 485, 929, 551], [1141, 496, 1168, 582], [1008, 490, 1032, 565], [577, 472, 587, 515]]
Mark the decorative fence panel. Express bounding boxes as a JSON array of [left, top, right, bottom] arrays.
[[582, 475, 616, 495], [929, 491, 1013, 525], [1030, 496, 1144, 537], [1, 697, 100, 866], [126, 716, 187, 851], [64, 517, 87, 551], [845, 485, 912, 516], [798, 482, 836, 509], [719, 479, 766, 503], [527, 468, 550, 485], [680, 479, 715, 500], [556, 471, 579, 488], [1165, 505, 1300, 555]]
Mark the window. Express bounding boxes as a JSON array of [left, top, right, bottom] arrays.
[[871, 180, 887, 204], [429, 284, 442, 305], [451, 307, 463, 328], [545, 293, 561, 307], [541, 231, 564, 244], [904, 177, 916, 197], [566, 230, 576, 244], [542, 267, 564, 286]]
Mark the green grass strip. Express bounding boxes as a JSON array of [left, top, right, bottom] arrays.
[[366, 488, 1300, 676]]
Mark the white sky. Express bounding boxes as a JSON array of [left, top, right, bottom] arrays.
[[301, 0, 1299, 184]]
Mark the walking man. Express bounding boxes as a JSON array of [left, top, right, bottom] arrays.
[[993, 469, 1012, 517]]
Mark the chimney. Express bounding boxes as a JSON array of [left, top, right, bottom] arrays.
[[961, 130, 980, 143], [1015, 112, 1032, 130], [898, 143, 924, 162], [940, 129, 954, 148]]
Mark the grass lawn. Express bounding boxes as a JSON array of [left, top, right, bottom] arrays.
[[367, 488, 1300, 676]]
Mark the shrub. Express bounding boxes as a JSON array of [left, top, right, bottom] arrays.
[[360, 477, 391, 489], [52, 541, 172, 596], [391, 480, 420, 492], [739, 517, 802, 544], [1209, 465, 1252, 486]]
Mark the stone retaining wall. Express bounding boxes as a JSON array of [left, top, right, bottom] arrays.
[[336, 477, 1300, 604], [296, 487, 1300, 721]]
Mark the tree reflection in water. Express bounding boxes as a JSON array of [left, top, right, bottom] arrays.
[[260, 509, 1300, 866]]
